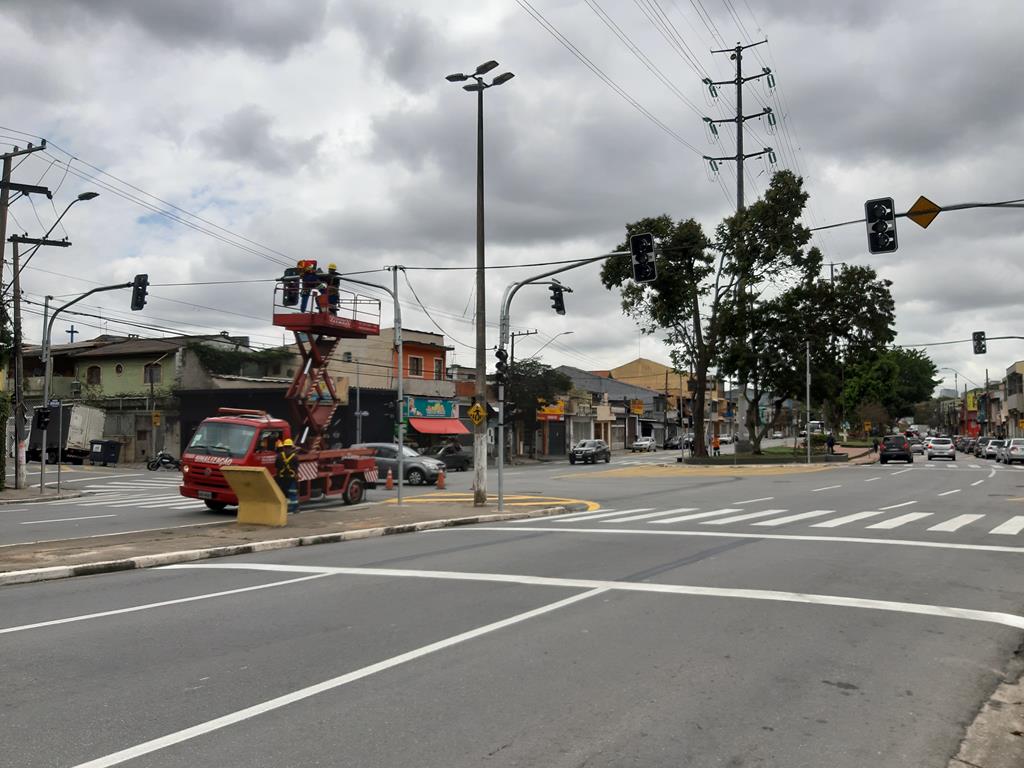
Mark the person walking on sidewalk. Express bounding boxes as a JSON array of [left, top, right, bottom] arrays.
[[275, 438, 299, 513], [826, 433, 836, 455], [712, 435, 721, 457]]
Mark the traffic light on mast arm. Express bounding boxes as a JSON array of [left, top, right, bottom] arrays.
[[864, 197, 898, 254], [130, 273, 149, 311], [494, 347, 509, 384], [549, 284, 567, 315], [629, 232, 658, 282], [972, 330, 987, 355]]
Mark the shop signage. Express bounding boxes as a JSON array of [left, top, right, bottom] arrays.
[[537, 401, 565, 422], [405, 397, 455, 419], [629, 399, 645, 415]]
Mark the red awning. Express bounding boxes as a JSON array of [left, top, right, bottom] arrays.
[[409, 417, 470, 435]]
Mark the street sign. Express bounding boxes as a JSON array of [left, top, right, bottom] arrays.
[[468, 403, 486, 426], [48, 399, 61, 408], [863, 421, 872, 433], [907, 195, 941, 229]]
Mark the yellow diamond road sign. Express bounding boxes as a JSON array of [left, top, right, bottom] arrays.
[[468, 403, 486, 426], [907, 195, 941, 229]]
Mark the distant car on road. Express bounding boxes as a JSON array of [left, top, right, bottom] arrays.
[[771, 430, 783, 439], [350, 442, 445, 485], [975, 437, 993, 457], [718, 434, 735, 444], [879, 435, 913, 464], [984, 439, 1004, 460], [909, 438, 925, 455], [631, 437, 657, 452], [926, 437, 955, 461], [570, 439, 611, 464], [431, 445, 470, 471], [663, 435, 682, 450], [1001, 438, 1024, 464]]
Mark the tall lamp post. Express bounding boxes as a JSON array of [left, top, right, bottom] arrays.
[[524, 331, 573, 361], [446, 60, 514, 507]]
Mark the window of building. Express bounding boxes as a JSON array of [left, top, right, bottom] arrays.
[[115, 364, 124, 376], [433, 358, 443, 381], [143, 363, 162, 384], [408, 356, 423, 377], [86, 365, 101, 385]]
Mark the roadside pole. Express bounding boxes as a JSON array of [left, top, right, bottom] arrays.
[[806, 341, 811, 465]]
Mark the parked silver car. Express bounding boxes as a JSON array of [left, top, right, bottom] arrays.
[[925, 437, 955, 461], [631, 437, 657, 452], [984, 439, 1004, 460], [1002, 438, 1024, 464], [350, 443, 445, 485]]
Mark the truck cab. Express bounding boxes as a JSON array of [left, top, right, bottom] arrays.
[[180, 409, 289, 511]]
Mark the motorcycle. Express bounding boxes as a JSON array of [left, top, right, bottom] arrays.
[[147, 451, 181, 471]]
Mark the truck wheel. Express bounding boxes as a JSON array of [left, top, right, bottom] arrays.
[[343, 477, 365, 505], [204, 500, 229, 512]]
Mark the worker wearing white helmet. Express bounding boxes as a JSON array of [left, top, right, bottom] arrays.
[[326, 262, 341, 316]]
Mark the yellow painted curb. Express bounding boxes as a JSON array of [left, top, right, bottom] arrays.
[[383, 493, 600, 511]]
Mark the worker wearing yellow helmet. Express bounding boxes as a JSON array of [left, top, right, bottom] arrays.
[[326, 262, 341, 316], [275, 437, 299, 512]]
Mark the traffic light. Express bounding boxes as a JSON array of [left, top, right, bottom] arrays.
[[34, 408, 51, 431], [973, 330, 987, 355], [494, 348, 509, 384], [864, 197, 898, 254], [629, 232, 657, 282], [549, 285, 566, 315], [131, 273, 149, 311]]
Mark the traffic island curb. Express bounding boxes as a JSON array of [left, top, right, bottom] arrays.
[[0, 490, 83, 505], [0, 505, 572, 587]]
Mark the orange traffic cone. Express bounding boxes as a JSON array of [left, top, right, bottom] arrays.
[[385, 468, 394, 490], [437, 467, 446, 490]]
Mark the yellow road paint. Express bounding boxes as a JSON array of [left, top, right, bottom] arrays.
[[383, 493, 599, 511], [553, 463, 833, 480]]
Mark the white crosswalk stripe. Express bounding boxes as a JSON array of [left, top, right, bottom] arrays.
[[510, 508, 615, 523], [928, 514, 984, 532], [602, 508, 697, 523], [866, 512, 933, 529], [752, 510, 835, 527], [990, 516, 1024, 536], [702, 509, 789, 525], [810, 511, 888, 528], [651, 508, 742, 525]]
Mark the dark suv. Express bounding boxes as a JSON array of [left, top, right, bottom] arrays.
[[569, 439, 611, 465], [879, 435, 913, 464]]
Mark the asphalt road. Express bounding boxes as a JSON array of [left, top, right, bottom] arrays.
[[3, 455, 1023, 766]]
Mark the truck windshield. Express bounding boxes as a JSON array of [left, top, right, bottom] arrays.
[[187, 422, 257, 458]]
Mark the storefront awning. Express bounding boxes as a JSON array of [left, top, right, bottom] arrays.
[[409, 417, 469, 435]]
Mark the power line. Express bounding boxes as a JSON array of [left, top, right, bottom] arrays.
[[400, 269, 473, 349]]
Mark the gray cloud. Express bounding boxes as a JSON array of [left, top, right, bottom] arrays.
[[198, 106, 323, 174]]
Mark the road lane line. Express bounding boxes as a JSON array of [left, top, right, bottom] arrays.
[[653, 508, 740, 524], [990, 516, 1024, 536], [602, 508, 697, 523], [989, 468, 997, 479], [928, 514, 984, 532], [879, 500, 918, 510], [752, 510, 835, 527], [811, 485, 841, 493], [864, 477, 880, 482], [969, 464, 980, 468], [890, 468, 914, 475], [19, 514, 117, 525], [506, 508, 614, 523], [734, 496, 773, 505], [69, 586, 608, 768], [467, 525, 1024, 555], [702, 509, 788, 525], [937, 489, 961, 497], [559, 508, 651, 523], [867, 512, 932, 529], [971, 480, 985, 487], [0, 574, 332, 636], [811, 511, 887, 528]]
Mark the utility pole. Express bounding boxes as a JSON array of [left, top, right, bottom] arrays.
[[508, 329, 537, 458], [704, 41, 774, 455]]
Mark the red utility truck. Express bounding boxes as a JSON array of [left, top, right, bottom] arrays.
[[180, 269, 381, 511]]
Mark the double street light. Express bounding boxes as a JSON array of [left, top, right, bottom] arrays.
[[445, 60, 514, 506]]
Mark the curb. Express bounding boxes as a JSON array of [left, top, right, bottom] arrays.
[[0, 490, 83, 505], [0, 505, 572, 587]]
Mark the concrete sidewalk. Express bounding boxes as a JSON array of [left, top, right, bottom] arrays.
[[0, 497, 587, 585]]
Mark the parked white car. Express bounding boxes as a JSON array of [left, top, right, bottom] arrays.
[[1002, 438, 1024, 464], [631, 437, 657, 452]]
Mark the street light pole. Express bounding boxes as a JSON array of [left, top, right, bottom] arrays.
[[524, 331, 573, 361], [447, 61, 514, 507]]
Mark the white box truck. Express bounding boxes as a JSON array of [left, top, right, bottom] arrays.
[[27, 404, 106, 464]]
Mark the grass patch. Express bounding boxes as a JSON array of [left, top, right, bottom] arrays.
[[759, 445, 826, 456], [841, 440, 874, 448]]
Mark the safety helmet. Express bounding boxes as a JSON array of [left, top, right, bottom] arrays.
[[282, 438, 294, 446], [328, 263, 337, 271]]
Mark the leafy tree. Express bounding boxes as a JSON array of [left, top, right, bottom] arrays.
[[842, 347, 938, 422], [506, 359, 572, 437]]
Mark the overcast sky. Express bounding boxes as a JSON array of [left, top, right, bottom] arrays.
[[3, 0, 1022, 394]]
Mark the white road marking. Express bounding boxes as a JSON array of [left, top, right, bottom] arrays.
[[867, 512, 932, 529], [928, 515, 984, 532], [560, 508, 651, 523], [19, 514, 117, 525], [0, 519, 230, 550], [937, 489, 961, 497], [972, 479, 984, 486], [734, 496, 774, 505], [36, 473, 147, 485], [752, 510, 835, 527], [602, 508, 696, 523], [0, 574, 332, 636], [69, 586, 607, 768], [102, 496, 183, 508], [508, 508, 614, 523], [925, 463, 935, 467], [989, 468, 997, 479], [990, 516, 1024, 536], [890, 468, 914, 476], [169, 562, 1024, 632], [879, 500, 918, 510], [469, 525, 1024, 555], [702, 509, 788, 525], [651, 508, 742, 524], [864, 477, 880, 482], [811, 510, 888, 528], [969, 464, 980, 469], [811, 485, 841, 493]]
